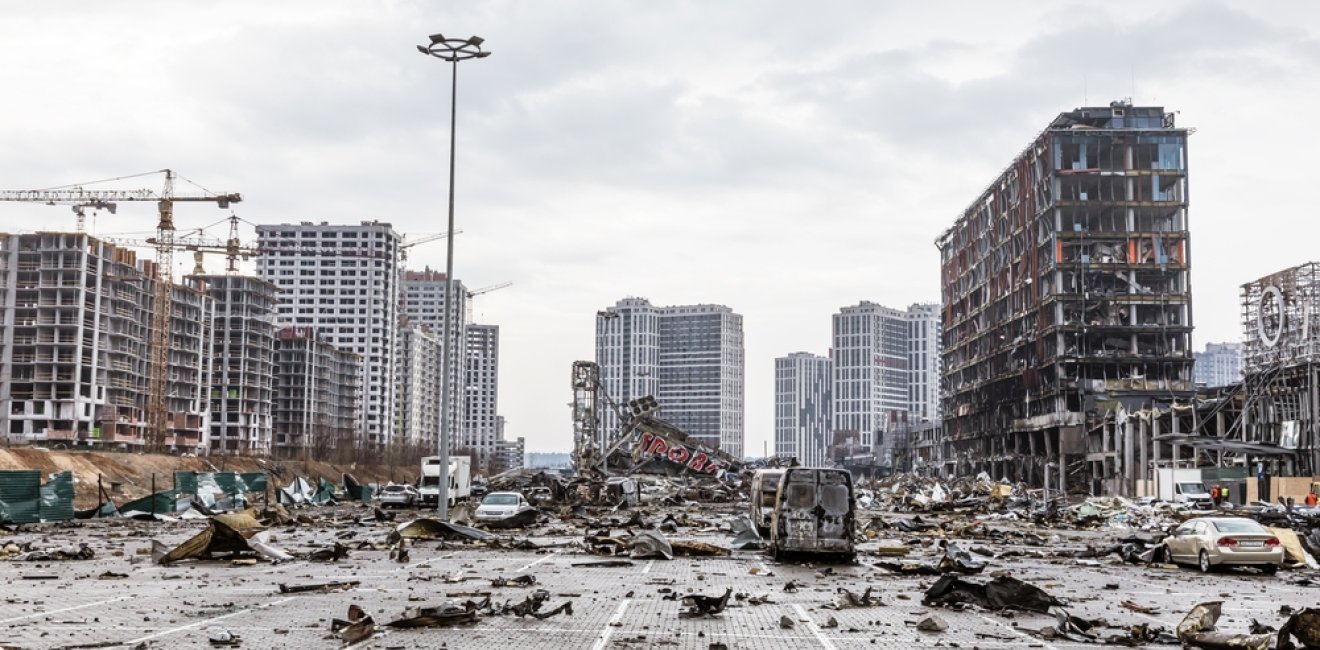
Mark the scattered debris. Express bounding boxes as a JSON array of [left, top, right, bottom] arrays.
[[630, 530, 674, 560], [916, 615, 948, 633], [824, 587, 880, 609], [207, 629, 241, 646], [1176, 601, 1271, 650], [329, 604, 375, 645], [1278, 607, 1320, 650], [392, 518, 496, 543], [728, 514, 765, 550], [278, 580, 360, 594], [491, 574, 537, 588], [679, 588, 732, 618], [923, 575, 1062, 613], [386, 603, 478, 627]]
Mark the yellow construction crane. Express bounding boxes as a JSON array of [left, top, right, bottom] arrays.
[[0, 170, 241, 452]]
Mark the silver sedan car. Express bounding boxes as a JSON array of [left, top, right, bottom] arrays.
[[1165, 516, 1284, 574]]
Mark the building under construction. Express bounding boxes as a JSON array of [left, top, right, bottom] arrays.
[[0, 233, 214, 450], [937, 102, 1194, 491], [195, 274, 276, 454], [272, 326, 361, 460]]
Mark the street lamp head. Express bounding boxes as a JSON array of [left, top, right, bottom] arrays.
[[416, 33, 490, 62]]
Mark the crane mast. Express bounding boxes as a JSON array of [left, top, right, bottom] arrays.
[[147, 172, 176, 452]]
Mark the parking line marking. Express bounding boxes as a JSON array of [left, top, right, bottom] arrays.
[[124, 597, 295, 645], [642, 560, 654, 574], [0, 595, 132, 625], [517, 549, 563, 572], [976, 613, 1059, 650], [792, 604, 837, 650], [591, 598, 630, 650]]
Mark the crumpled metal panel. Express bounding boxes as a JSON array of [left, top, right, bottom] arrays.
[[38, 471, 74, 522], [0, 470, 41, 524]]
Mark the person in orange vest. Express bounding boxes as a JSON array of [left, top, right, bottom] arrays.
[[1211, 485, 1222, 506], [1306, 492, 1318, 508]]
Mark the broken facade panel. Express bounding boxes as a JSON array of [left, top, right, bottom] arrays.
[[936, 102, 1194, 491]]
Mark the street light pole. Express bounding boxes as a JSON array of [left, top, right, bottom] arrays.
[[418, 33, 490, 519]]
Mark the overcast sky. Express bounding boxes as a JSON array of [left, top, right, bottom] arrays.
[[3, 1, 1318, 455]]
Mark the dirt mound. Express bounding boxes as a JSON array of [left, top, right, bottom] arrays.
[[0, 448, 408, 507]]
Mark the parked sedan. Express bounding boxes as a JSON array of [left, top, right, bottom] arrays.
[[378, 484, 419, 508], [474, 492, 538, 528], [1165, 516, 1284, 574]]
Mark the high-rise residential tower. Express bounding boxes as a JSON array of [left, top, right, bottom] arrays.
[[774, 352, 832, 466], [1193, 342, 1243, 388], [255, 221, 403, 449], [395, 323, 443, 452], [399, 267, 468, 451], [463, 324, 501, 471], [937, 102, 1192, 488], [596, 298, 744, 457], [906, 303, 943, 422], [831, 302, 910, 448]]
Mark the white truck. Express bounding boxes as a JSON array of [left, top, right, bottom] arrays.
[[418, 456, 472, 507], [1154, 467, 1213, 507]]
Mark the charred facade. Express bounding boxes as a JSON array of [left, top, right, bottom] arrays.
[[937, 102, 1194, 490]]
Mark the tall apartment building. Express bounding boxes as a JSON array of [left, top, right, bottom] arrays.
[[596, 298, 744, 457], [832, 302, 940, 447], [271, 326, 362, 460], [1193, 342, 1243, 388], [937, 102, 1192, 488], [255, 221, 402, 448], [595, 298, 660, 436], [774, 352, 832, 466], [0, 233, 216, 450], [396, 323, 443, 452], [399, 267, 468, 450], [196, 274, 276, 454], [463, 324, 501, 469], [907, 303, 943, 421]]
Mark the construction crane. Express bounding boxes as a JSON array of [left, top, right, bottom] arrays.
[[465, 281, 512, 321], [104, 216, 462, 275], [401, 232, 457, 261], [1, 170, 241, 452]]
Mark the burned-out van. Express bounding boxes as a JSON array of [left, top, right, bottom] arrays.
[[769, 467, 855, 561], [749, 469, 785, 536]]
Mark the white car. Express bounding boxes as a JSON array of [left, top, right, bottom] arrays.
[[378, 484, 419, 508], [474, 492, 536, 525]]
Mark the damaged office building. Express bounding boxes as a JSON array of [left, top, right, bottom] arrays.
[[936, 102, 1193, 492]]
